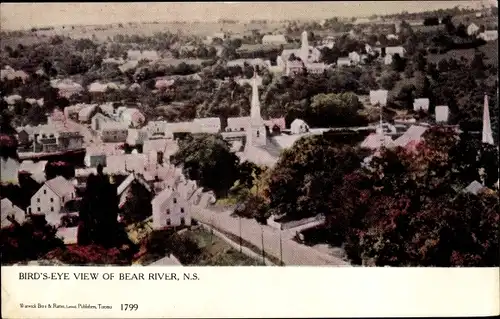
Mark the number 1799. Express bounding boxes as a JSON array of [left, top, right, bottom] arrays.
[[121, 304, 138, 311]]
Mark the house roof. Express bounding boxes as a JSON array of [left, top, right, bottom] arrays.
[[193, 117, 221, 127], [463, 181, 485, 195], [1, 198, 25, 227], [45, 176, 75, 198], [151, 187, 174, 207], [360, 133, 394, 150], [393, 125, 427, 148], [262, 34, 287, 43], [227, 116, 250, 129], [78, 105, 97, 119], [117, 173, 135, 196]]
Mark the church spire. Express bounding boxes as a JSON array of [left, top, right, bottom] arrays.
[[300, 30, 309, 63], [482, 94, 494, 145], [250, 68, 261, 121]]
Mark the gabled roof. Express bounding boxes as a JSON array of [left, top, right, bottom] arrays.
[[151, 187, 174, 207], [117, 173, 135, 196], [393, 125, 427, 148], [44, 176, 75, 198], [463, 181, 485, 195]]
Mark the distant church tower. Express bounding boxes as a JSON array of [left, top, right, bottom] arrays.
[[299, 30, 309, 64], [248, 71, 266, 147], [482, 94, 494, 145]]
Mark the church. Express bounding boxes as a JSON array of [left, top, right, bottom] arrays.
[[222, 72, 282, 167], [277, 30, 327, 76]]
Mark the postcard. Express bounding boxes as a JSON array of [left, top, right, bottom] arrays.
[[1, 2, 498, 318]]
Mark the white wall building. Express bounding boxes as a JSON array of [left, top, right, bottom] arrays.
[[369, 90, 388, 106], [290, 119, 310, 134], [435, 105, 449, 123], [413, 98, 430, 112], [262, 34, 287, 45], [146, 121, 169, 139], [100, 122, 129, 143], [193, 117, 221, 134], [28, 176, 76, 226], [120, 108, 145, 128], [151, 188, 191, 230], [467, 23, 480, 36], [477, 30, 498, 42]]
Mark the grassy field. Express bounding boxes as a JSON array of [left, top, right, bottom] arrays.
[[27, 21, 285, 41], [182, 227, 261, 266]]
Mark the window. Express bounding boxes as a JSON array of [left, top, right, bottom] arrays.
[[166, 218, 171, 226], [62, 196, 65, 202], [166, 209, 170, 215], [240, 128, 244, 131], [256, 130, 260, 137], [50, 198, 53, 203], [180, 217, 185, 226], [37, 207, 40, 212], [43, 189, 46, 195], [37, 198, 40, 203], [173, 198, 177, 204], [50, 207, 54, 212], [180, 208, 184, 214]]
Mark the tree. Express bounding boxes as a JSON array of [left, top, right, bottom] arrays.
[[391, 53, 407, 72], [171, 134, 241, 197], [380, 71, 401, 90], [268, 135, 367, 221], [423, 17, 440, 26], [0, 216, 64, 265], [78, 165, 125, 248], [309, 92, 365, 127], [121, 181, 153, 224]]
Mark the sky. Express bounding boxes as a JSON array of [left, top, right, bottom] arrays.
[[0, 1, 496, 30]]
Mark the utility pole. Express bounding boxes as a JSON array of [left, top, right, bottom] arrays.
[[279, 229, 283, 266], [239, 216, 242, 253], [210, 217, 214, 246], [261, 226, 265, 265]]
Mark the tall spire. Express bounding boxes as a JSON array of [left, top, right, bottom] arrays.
[[482, 94, 494, 145], [250, 69, 261, 121], [300, 30, 309, 63]]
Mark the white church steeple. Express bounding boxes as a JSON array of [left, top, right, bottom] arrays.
[[482, 94, 494, 145], [250, 71, 262, 121], [248, 69, 266, 146], [300, 30, 309, 63]]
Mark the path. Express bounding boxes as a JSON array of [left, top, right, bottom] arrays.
[[191, 207, 351, 266]]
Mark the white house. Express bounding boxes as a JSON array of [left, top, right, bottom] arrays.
[[226, 117, 250, 133], [385, 46, 405, 57], [348, 52, 361, 65], [435, 105, 449, 123], [369, 90, 388, 106], [477, 30, 498, 42], [290, 119, 310, 134], [467, 23, 480, 36], [28, 176, 76, 226], [1, 198, 26, 228], [78, 104, 98, 123], [413, 98, 430, 112], [337, 57, 352, 67], [126, 128, 148, 145], [100, 122, 129, 143], [387, 34, 399, 40], [262, 34, 287, 45], [384, 54, 393, 65], [193, 117, 221, 133], [91, 113, 114, 131], [151, 188, 191, 230], [146, 121, 168, 139], [120, 108, 145, 128]]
